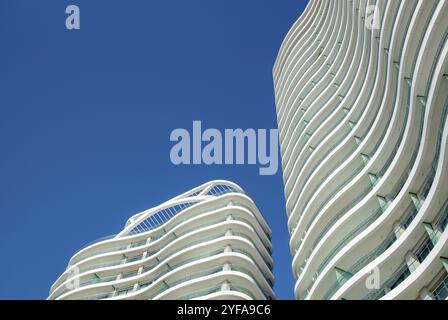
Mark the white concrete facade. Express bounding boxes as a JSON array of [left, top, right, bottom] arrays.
[[274, 0, 448, 300], [48, 181, 274, 300]]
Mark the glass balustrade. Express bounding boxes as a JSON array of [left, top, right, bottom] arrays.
[[175, 285, 222, 300], [296, 1, 446, 301], [304, 207, 383, 299], [54, 228, 271, 299], [285, 37, 374, 194], [437, 206, 448, 232], [363, 265, 410, 300], [323, 105, 447, 300], [152, 264, 267, 300], [303, 22, 447, 298], [432, 273, 448, 300], [363, 213, 446, 300], [354, 81, 433, 299], [69, 199, 266, 268], [416, 237, 435, 263], [290, 36, 384, 242], [80, 263, 265, 301], [70, 185, 245, 267]]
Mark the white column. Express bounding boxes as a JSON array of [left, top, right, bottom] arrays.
[[223, 263, 232, 271], [138, 266, 144, 275], [221, 281, 231, 291]]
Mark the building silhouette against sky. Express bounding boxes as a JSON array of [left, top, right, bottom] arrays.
[[49, 181, 274, 300], [274, 0, 448, 300]]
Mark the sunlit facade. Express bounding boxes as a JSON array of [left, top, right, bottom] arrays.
[[48, 181, 274, 300], [274, 0, 448, 300]]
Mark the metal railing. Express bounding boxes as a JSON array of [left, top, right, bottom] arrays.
[[54, 228, 271, 299], [82, 263, 264, 300], [364, 265, 410, 300], [432, 273, 448, 300], [307, 207, 384, 299], [129, 201, 198, 236]]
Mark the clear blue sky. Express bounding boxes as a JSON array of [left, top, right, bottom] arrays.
[[0, 0, 307, 299]]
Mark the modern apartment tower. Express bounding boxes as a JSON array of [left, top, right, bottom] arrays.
[[273, 0, 448, 299], [48, 181, 274, 300]]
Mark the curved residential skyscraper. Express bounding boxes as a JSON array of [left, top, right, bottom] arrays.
[[274, 0, 448, 300], [48, 181, 274, 300]]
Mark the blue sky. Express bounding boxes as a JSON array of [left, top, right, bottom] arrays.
[[0, 0, 307, 299]]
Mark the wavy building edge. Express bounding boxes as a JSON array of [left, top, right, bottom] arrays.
[[274, 0, 448, 300], [48, 180, 274, 300]]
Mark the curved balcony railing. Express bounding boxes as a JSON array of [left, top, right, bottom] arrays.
[[303, 207, 383, 299], [363, 205, 448, 300], [288, 45, 373, 209], [284, 36, 369, 189], [176, 283, 258, 301], [303, 21, 448, 298], [81, 263, 265, 301], [53, 226, 272, 300], [290, 43, 383, 242], [432, 273, 448, 300], [321, 82, 448, 300], [293, 3, 406, 276], [68, 198, 266, 268]]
